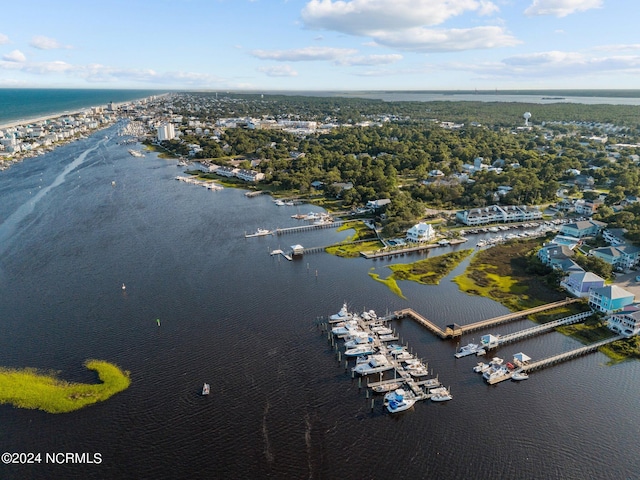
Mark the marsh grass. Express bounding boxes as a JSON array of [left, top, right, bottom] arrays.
[[0, 360, 130, 414]]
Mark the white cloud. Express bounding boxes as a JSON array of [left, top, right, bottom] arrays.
[[29, 35, 71, 50], [299, 0, 514, 53], [335, 53, 402, 66], [0, 33, 9, 45], [524, 0, 602, 17], [2, 50, 26, 63], [301, 0, 499, 33], [372, 26, 520, 52], [257, 65, 299, 77], [251, 46, 358, 61]]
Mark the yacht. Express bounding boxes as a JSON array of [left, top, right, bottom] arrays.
[[331, 320, 361, 337], [345, 344, 376, 357], [370, 325, 393, 335], [430, 386, 453, 402], [454, 342, 485, 358], [244, 228, 273, 238], [473, 362, 490, 373], [330, 302, 351, 322], [483, 364, 512, 384], [344, 333, 374, 348], [352, 355, 393, 375], [384, 389, 417, 413]]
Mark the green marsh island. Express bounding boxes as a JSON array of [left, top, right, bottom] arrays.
[[0, 360, 130, 413]]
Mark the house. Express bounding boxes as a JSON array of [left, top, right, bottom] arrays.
[[557, 258, 585, 275], [589, 245, 640, 270], [456, 205, 542, 226], [560, 219, 606, 238], [537, 244, 574, 268], [406, 223, 435, 243], [602, 228, 628, 246], [215, 166, 238, 178], [572, 175, 595, 189], [366, 199, 391, 210], [574, 198, 603, 216], [588, 285, 635, 314], [607, 307, 640, 337], [560, 271, 605, 298]]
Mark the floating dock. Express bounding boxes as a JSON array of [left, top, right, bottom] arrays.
[[270, 249, 292, 261]]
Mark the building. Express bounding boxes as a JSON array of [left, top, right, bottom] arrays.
[[588, 285, 635, 314], [236, 169, 265, 182], [157, 123, 176, 141], [406, 223, 435, 243], [602, 228, 628, 246], [560, 219, 606, 238], [589, 244, 640, 271], [366, 199, 391, 210], [607, 307, 640, 337], [537, 244, 574, 268], [456, 205, 542, 226], [560, 271, 605, 298], [574, 198, 603, 216]]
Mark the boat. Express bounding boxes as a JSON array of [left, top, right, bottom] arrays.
[[377, 334, 399, 342], [330, 302, 352, 322], [483, 365, 512, 384], [454, 342, 485, 358], [430, 386, 453, 402], [128, 149, 144, 158], [371, 382, 402, 393], [274, 200, 285, 206], [245, 228, 273, 238], [473, 362, 490, 373], [202, 383, 210, 395], [344, 344, 376, 357], [122, 283, 126, 290], [384, 389, 417, 413], [352, 354, 394, 375], [344, 333, 374, 348], [512, 370, 529, 381], [405, 363, 431, 377], [370, 325, 393, 335], [331, 320, 361, 337]]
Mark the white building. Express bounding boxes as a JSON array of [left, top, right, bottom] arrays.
[[157, 123, 176, 141], [406, 223, 435, 243]]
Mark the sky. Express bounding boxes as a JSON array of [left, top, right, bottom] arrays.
[[0, 0, 637, 91]]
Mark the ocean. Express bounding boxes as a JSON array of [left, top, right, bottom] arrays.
[[1, 122, 639, 480]]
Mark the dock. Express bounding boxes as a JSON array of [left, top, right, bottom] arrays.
[[245, 190, 270, 197], [481, 311, 593, 349], [274, 220, 346, 235], [394, 298, 583, 339], [360, 238, 467, 259], [270, 249, 292, 261], [519, 335, 624, 373]]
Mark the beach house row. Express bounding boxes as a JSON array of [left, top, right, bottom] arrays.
[[456, 205, 542, 226], [208, 165, 265, 182]]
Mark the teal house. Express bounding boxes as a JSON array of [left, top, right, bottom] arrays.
[[588, 285, 635, 314]]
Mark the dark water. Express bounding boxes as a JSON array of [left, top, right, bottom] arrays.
[[1, 126, 639, 480]]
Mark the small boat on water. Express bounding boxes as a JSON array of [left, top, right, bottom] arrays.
[[245, 228, 273, 238], [454, 342, 485, 358], [345, 344, 376, 357], [512, 370, 529, 381], [430, 386, 453, 402], [384, 388, 417, 413], [202, 383, 210, 395], [122, 283, 126, 290], [371, 382, 402, 393], [473, 362, 490, 373], [330, 302, 352, 322]]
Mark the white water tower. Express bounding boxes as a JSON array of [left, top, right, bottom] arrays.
[[523, 111, 531, 126]]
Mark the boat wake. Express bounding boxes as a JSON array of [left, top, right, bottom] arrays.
[[0, 139, 104, 255], [262, 400, 274, 464]]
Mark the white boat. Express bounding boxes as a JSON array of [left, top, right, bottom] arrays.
[[371, 382, 402, 393], [344, 344, 376, 357], [330, 302, 352, 322], [122, 283, 126, 290], [274, 200, 285, 206], [344, 333, 374, 348], [377, 334, 399, 342], [202, 383, 210, 396], [512, 370, 529, 381], [128, 149, 144, 158], [473, 362, 490, 373], [483, 365, 512, 384], [430, 386, 453, 402], [352, 355, 393, 375], [245, 228, 273, 238], [454, 342, 485, 358], [384, 389, 417, 413], [370, 325, 393, 335], [331, 320, 361, 336]]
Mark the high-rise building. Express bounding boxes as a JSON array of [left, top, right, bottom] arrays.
[[157, 123, 175, 141]]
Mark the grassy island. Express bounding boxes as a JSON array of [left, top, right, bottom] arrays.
[[325, 221, 382, 258], [369, 249, 474, 298], [0, 360, 130, 414]]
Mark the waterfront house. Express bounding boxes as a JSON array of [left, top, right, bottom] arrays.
[[589, 245, 640, 271], [557, 258, 585, 275], [588, 285, 635, 314], [406, 223, 435, 243], [560, 219, 606, 238], [537, 244, 574, 268], [560, 271, 605, 298], [607, 306, 640, 337], [574, 198, 603, 216], [456, 205, 542, 226], [236, 169, 265, 182], [366, 199, 391, 210], [215, 166, 238, 178]]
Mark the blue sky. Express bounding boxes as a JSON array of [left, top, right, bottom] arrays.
[[0, 0, 637, 90]]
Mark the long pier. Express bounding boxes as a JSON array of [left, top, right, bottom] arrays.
[[394, 297, 583, 339], [520, 335, 624, 373], [360, 238, 467, 259], [485, 311, 593, 349], [275, 221, 346, 235]]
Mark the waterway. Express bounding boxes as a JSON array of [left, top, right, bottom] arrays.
[[1, 125, 639, 479]]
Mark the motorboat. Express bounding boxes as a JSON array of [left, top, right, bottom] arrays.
[[371, 382, 402, 394], [344, 333, 375, 348], [330, 302, 352, 322], [352, 355, 394, 375], [202, 383, 210, 396], [512, 370, 529, 381], [473, 362, 490, 373], [454, 342, 485, 358], [483, 365, 512, 384], [377, 334, 398, 342], [405, 363, 430, 377], [331, 320, 361, 337], [430, 386, 453, 402], [344, 344, 376, 357], [245, 228, 273, 238], [360, 310, 377, 321], [384, 389, 416, 413], [370, 325, 393, 335]]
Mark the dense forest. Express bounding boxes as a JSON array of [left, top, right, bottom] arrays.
[[155, 92, 640, 237]]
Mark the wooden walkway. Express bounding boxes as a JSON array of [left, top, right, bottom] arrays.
[[520, 335, 623, 373], [394, 298, 583, 339], [360, 238, 467, 259], [275, 221, 345, 235]]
